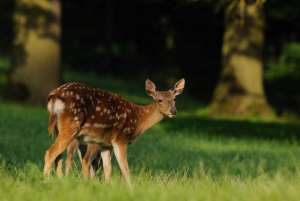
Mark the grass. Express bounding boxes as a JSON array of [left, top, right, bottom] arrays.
[[0, 71, 300, 201]]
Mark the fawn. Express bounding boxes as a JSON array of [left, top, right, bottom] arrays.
[[49, 137, 102, 178], [44, 78, 185, 185], [48, 117, 102, 178]]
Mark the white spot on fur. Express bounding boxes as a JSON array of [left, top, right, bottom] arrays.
[[94, 123, 110, 128], [96, 107, 101, 111], [53, 99, 65, 114], [82, 136, 103, 144], [84, 123, 91, 127]]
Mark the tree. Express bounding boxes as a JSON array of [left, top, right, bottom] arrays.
[[9, 0, 61, 104], [210, 0, 273, 116]]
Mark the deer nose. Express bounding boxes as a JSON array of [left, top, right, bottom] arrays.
[[171, 107, 177, 115]]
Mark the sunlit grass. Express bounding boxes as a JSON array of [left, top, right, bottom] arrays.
[[1, 165, 300, 201]]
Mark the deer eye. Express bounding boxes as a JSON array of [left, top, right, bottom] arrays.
[[158, 99, 163, 102]]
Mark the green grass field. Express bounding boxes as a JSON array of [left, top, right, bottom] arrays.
[[1, 72, 300, 201]]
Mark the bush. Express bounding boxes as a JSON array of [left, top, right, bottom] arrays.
[[265, 42, 300, 81], [265, 42, 300, 115]]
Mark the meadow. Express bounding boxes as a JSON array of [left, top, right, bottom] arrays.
[[1, 71, 300, 201]]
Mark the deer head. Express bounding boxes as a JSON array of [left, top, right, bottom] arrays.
[[145, 78, 185, 118]]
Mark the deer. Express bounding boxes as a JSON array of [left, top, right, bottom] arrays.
[[44, 78, 185, 186], [49, 136, 102, 178]]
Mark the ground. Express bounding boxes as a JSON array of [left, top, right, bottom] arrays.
[[0, 71, 300, 201]]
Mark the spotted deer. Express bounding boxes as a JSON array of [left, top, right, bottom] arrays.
[[44, 78, 185, 186]]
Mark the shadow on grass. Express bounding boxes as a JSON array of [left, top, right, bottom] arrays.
[[164, 116, 300, 141], [129, 117, 300, 178]]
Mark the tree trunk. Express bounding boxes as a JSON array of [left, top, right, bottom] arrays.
[[9, 0, 61, 104], [210, 0, 273, 117]]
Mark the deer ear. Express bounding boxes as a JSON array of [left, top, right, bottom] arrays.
[[145, 79, 156, 98], [173, 78, 185, 96]]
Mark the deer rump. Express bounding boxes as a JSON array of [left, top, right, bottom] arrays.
[[47, 96, 101, 172]]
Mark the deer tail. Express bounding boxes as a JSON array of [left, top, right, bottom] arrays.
[[47, 95, 65, 137]]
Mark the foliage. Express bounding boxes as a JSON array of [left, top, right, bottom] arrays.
[[264, 42, 300, 115], [0, 56, 9, 85], [265, 42, 300, 81], [265, 0, 300, 20]]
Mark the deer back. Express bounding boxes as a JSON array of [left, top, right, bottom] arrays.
[[47, 82, 140, 143]]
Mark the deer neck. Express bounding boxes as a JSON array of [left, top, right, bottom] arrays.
[[135, 103, 164, 135]]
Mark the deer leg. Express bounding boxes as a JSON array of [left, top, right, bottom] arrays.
[[101, 149, 112, 182], [82, 144, 100, 178], [112, 141, 131, 187], [88, 145, 101, 179], [55, 154, 63, 177], [65, 139, 79, 176], [90, 151, 101, 179], [92, 152, 102, 172], [44, 133, 74, 177]]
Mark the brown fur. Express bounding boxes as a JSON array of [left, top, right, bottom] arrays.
[[43, 79, 185, 186], [48, 114, 57, 136]]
